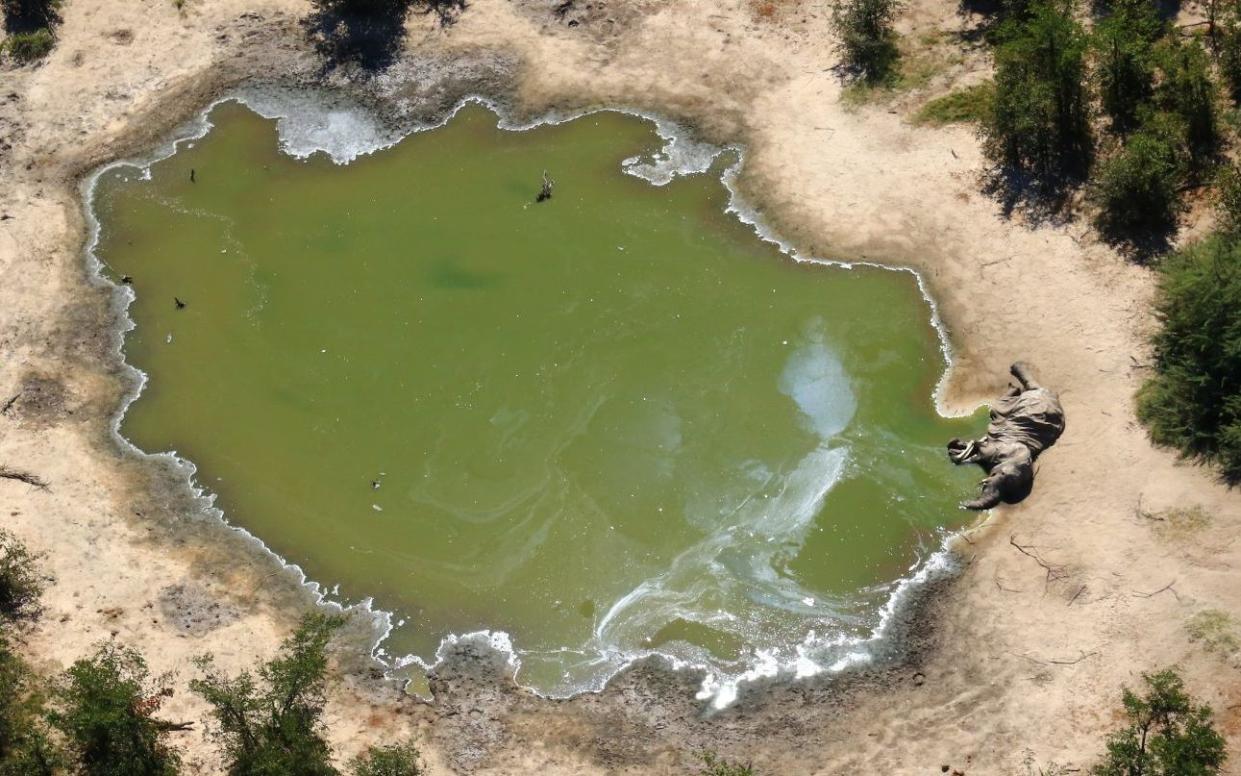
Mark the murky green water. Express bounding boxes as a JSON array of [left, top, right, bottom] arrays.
[[93, 101, 983, 697]]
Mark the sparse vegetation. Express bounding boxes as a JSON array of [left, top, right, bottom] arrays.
[[698, 751, 756, 776], [913, 81, 995, 125], [350, 742, 424, 776], [831, 0, 904, 83], [1091, 669, 1226, 775], [1186, 610, 1240, 656], [1137, 235, 1241, 479], [191, 613, 344, 776]]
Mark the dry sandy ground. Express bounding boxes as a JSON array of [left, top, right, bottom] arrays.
[[2, 0, 1240, 773]]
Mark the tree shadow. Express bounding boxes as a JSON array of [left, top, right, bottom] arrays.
[[3, 0, 61, 34], [981, 165, 1086, 228], [304, 0, 466, 73], [1094, 214, 1178, 264]]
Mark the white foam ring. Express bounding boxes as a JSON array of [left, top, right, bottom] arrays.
[[81, 83, 980, 712]]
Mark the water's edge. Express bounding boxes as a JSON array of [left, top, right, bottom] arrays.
[[80, 83, 983, 710]]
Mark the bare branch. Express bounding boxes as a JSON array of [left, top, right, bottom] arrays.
[[0, 465, 48, 490]]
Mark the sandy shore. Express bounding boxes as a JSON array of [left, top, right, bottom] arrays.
[[2, 0, 1240, 773]]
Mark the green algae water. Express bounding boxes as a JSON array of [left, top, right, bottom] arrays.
[[92, 98, 983, 701]]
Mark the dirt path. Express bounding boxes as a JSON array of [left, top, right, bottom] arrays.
[[1, 0, 1239, 773]]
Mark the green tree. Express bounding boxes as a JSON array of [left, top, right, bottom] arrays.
[[831, 0, 903, 83], [50, 643, 182, 776], [983, 0, 1092, 180], [191, 613, 344, 776], [0, 530, 43, 623], [350, 742, 423, 776], [1092, 669, 1226, 775], [1217, 0, 1241, 101], [1137, 235, 1241, 480], [1154, 38, 1220, 176], [1091, 113, 1184, 238], [1091, 0, 1162, 132]]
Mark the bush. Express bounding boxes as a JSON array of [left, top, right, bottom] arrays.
[[192, 613, 344, 776], [1137, 235, 1241, 480], [3, 27, 53, 62], [0, 530, 43, 622], [1092, 669, 1226, 775], [350, 742, 423, 776], [1154, 38, 1219, 176], [1219, 1, 1241, 103], [1091, 115, 1184, 238], [699, 752, 755, 776], [831, 0, 903, 83], [50, 643, 182, 776], [1215, 165, 1241, 235], [982, 0, 1091, 179], [1091, 0, 1161, 132], [914, 81, 996, 125]]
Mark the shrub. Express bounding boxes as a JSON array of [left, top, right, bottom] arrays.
[[1154, 38, 1219, 176], [1137, 235, 1241, 480], [1219, 1, 1241, 102], [1092, 669, 1226, 775], [982, 0, 1091, 179], [914, 81, 995, 125], [1214, 164, 1241, 234], [350, 742, 423, 776], [1091, 114, 1184, 238], [50, 643, 182, 776], [0, 530, 43, 622], [831, 0, 903, 83], [699, 752, 755, 776], [3, 27, 53, 62], [191, 613, 344, 776], [1091, 0, 1161, 132]]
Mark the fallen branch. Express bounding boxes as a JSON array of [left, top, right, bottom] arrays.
[[1132, 579, 1180, 601], [0, 393, 19, 415], [1049, 650, 1099, 665], [1009, 534, 1070, 590], [0, 465, 48, 490], [1067, 584, 1087, 606]]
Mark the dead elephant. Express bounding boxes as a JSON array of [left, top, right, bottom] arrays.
[[947, 362, 1065, 510]]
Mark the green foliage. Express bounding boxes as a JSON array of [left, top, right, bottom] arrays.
[[699, 752, 755, 776], [1092, 669, 1226, 775], [1153, 38, 1220, 176], [913, 81, 995, 125], [1091, 114, 1184, 237], [831, 0, 903, 83], [1137, 235, 1241, 479], [50, 643, 181, 776], [1214, 164, 1241, 234], [1219, 0, 1241, 103], [350, 742, 423, 776], [982, 0, 1091, 179], [1091, 0, 1162, 132], [0, 530, 43, 622], [191, 613, 344, 776], [3, 27, 53, 62]]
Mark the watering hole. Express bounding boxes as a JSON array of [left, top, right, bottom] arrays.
[[92, 98, 983, 703]]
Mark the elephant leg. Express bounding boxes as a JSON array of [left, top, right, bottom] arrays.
[[962, 475, 1003, 510]]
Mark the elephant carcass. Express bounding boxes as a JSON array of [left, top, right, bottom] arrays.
[[947, 362, 1065, 510]]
